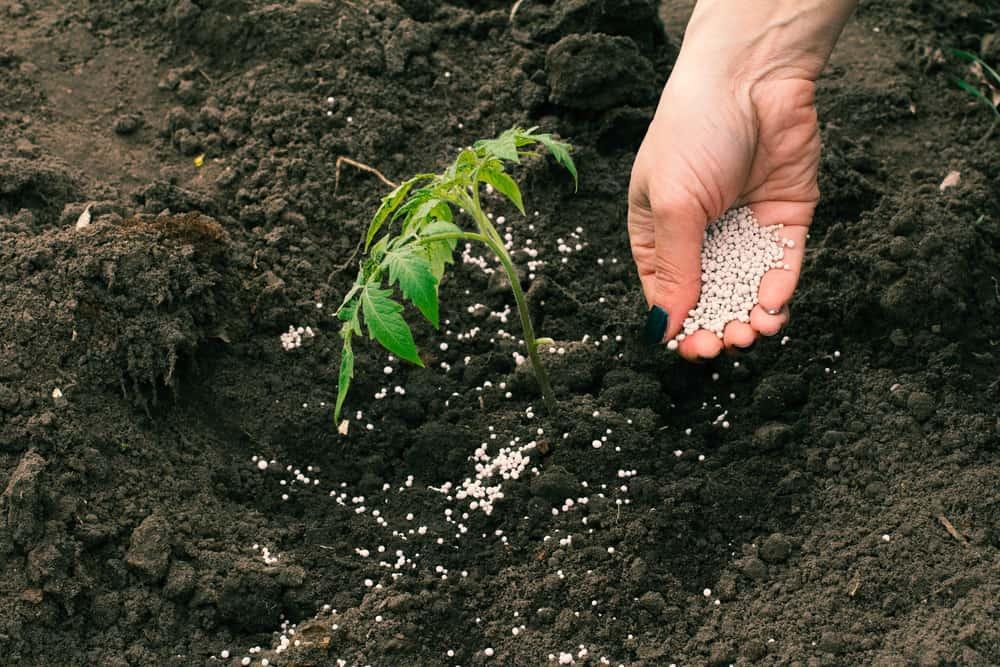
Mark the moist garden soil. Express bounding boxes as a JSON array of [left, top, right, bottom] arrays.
[[1, 1, 999, 665]]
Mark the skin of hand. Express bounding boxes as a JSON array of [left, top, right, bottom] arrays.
[[629, 0, 858, 361]]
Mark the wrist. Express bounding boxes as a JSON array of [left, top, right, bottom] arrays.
[[676, 0, 857, 86]]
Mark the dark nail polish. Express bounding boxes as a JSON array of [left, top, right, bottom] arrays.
[[735, 340, 757, 352], [642, 306, 668, 346]]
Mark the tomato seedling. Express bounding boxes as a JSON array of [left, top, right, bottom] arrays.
[[334, 126, 578, 421]]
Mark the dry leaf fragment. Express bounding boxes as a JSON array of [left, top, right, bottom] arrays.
[[75, 204, 92, 229], [510, 0, 524, 22], [939, 170, 961, 191]]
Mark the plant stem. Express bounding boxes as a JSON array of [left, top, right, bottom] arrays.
[[419, 231, 489, 245], [420, 228, 559, 414], [490, 236, 559, 415]]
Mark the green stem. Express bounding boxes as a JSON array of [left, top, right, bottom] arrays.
[[473, 182, 509, 250], [420, 231, 489, 245], [423, 224, 558, 416], [492, 237, 558, 415]]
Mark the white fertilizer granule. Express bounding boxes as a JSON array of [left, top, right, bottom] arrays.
[[675, 206, 788, 340]]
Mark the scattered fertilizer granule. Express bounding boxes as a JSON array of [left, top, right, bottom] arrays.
[[673, 206, 788, 342], [281, 325, 315, 351]]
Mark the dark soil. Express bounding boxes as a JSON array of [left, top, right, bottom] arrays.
[[1, 1, 999, 665]]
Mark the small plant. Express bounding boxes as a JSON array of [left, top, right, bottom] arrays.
[[333, 127, 577, 421], [949, 48, 1000, 142]]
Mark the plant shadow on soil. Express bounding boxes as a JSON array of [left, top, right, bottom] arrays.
[[1, 0, 1000, 666]]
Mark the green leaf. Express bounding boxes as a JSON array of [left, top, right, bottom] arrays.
[[430, 200, 453, 222], [409, 196, 452, 226], [399, 197, 454, 238], [369, 234, 390, 262], [367, 181, 414, 250], [396, 190, 435, 237], [422, 220, 462, 279], [411, 197, 441, 222], [514, 126, 539, 147], [338, 298, 361, 332], [361, 287, 423, 366], [445, 149, 478, 181], [949, 48, 979, 63], [426, 242, 456, 281], [949, 48, 1000, 90], [366, 175, 433, 250], [983, 63, 1000, 89], [475, 130, 520, 162], [951, 77, 1000, 117], [533, 133, 579, 191], [393, 189, 432, 219], [334, 330, 354, 422], [422, 219, 463, 240], [952, 75, 988, 101], [337, 285, 361, 318], [479, 167, 525, 214], [334, 300, 362, 422], [384, 246, 440, 327]]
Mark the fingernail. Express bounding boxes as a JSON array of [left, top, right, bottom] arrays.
[[642, 306, 668, 346], [765, 306, 784, 316], [735, 340, 757, 352]]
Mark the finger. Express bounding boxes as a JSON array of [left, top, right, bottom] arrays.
[[723, 321, 756, 352], [651, 196, 708, 342], [750, 303, 789, 336], [627, 198, 657, 311], [749, 202, 812, 312], [677, 329, 724, 362]]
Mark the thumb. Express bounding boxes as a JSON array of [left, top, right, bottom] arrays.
[[653, 198, 707, 344], [632, 194, 707, 345]]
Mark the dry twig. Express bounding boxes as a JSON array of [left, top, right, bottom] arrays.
[[326, 157, 397, 284], [334, 156, 397, 193], [937, 514, 970, 548]]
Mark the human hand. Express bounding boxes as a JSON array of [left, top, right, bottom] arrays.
[[628, 0, 856, 361]]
